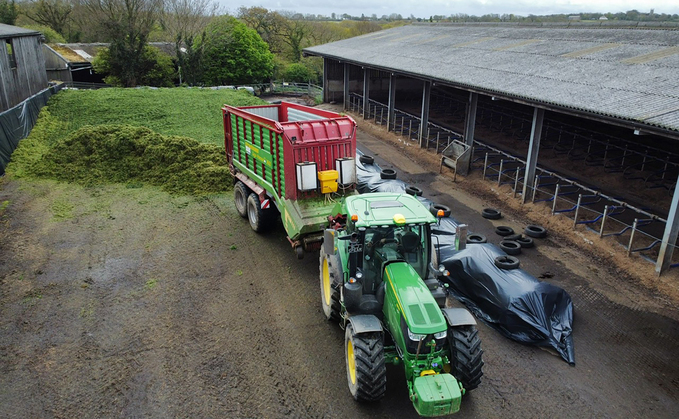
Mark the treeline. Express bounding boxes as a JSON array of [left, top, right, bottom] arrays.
[[435, 10, 679, 23], [0, 0, 390, 88]]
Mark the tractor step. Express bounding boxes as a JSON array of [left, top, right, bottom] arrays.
[[430, 287, 447, 307], [424, 278, 439, 291]]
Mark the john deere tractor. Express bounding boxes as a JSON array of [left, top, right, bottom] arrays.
[[320, 193, 484, 417]]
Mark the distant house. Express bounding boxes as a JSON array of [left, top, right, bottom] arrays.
[[0, 23, 48, 112], [568, 15, 582, 21], [43, 42, 176, 84], [599, 16, 609, 21]]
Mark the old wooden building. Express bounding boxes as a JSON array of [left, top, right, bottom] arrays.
[[0, 23, 48, 112]]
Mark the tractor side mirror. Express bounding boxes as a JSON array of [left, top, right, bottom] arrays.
[[324, 229, 336, 256]]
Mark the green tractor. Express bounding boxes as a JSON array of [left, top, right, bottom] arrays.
[[320, 193, 484, 417]]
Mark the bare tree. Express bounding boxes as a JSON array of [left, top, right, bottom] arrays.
[[24, 0, 73, 35]]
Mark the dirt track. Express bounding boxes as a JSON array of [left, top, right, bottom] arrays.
[[2, 117, 679, 418]]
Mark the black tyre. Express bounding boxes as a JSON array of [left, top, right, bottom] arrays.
[[246, 193, 273, 233], [494, 255, 520, 269], [345, 324, 387, 401], [495, 226, 514, 236], [359, 155, 375, 165], [481, 208, 502, 220], [516, 236, 535, 248], [525, 225, 547, 238], [234, 181, 250, 218], [380, 169, 397, 180], [320, 252, 342, 322], [448, 325, 484, 391], [467, 233, 487, 244], [431, 203, 451, 218], [405, 185, 423, 196], [500, 240, 521, 255]]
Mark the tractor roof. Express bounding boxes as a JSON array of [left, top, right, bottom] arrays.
[[343, 193, 436, 228]]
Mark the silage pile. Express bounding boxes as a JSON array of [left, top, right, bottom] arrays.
[[12, 123, 232, 195]]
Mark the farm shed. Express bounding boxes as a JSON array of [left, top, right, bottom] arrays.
[[43, 42, 177, 84], [304, 22, 679, 274], [0, 23, 48, 112]]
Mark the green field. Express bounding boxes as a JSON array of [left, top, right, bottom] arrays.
[[48, 88, 265, 146], [6, 88, 267, 195]]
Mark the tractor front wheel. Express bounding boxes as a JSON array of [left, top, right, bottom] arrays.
[[345, 324, 387, 402], [448, 325, 484, 391], [320, 252, 341, 321]]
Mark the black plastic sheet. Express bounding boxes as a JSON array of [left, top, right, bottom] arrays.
[[355, 150, 575, 364]]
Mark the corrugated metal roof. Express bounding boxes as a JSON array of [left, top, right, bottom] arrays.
[[304, 23, 679, 135], [53, 42, 177, 63], [0, 23, 40, 39]]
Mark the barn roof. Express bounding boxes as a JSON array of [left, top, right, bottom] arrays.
[[48, 42, 177, 63], [0, 23, 41, 39], [304, 23, 679, 136]]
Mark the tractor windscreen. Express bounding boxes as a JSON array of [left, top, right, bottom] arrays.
[[363, 224, 428, 279]]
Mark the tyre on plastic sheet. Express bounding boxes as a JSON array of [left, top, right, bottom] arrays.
[[481, 208, 502, 219], [494, 255, 520, 269], [359, 155, 375, 165], [525, 225, 547, 238], [405, 185, 423, 196], [500, 240, 521, 255], [380, 169, 397, 179], [320, 252, 342, 322], [447, 325, 484, 391], [430, 204, 451, 218], [246, 193, 273, 233], [345, 323, 387, 402], [495, 226, 514, 236], [234, 181, 250, 218], [466, 233, 487, 244]]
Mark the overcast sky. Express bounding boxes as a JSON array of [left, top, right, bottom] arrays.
[[220, 1, 679, 18]]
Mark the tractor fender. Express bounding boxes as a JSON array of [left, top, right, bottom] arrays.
[[442, 308, 477, 327], [347, 314, 383, 334]]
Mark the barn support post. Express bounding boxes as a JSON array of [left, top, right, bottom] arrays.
[[655, 175, 679, 275], [522, 107, 545, 203], [343, 63, 350, 110], [387, 73, 396, 131], [463, 92, 478, 147], [362, 68, 370, 118], [322, 58, 330, 103], [419, 81, 431, 148]]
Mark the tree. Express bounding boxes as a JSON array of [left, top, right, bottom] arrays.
[[24, 0, 72, 36], [0, 0, 18, 25], [198, 15, 274, 85], [84, 0, 164, 87], [93, 45, 175, 87], [282, 62, 317, 83], [161, 0, 217, 85]]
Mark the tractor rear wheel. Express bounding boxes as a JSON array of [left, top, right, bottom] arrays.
[[234, 181, 250, 218], [448, 325, 484, 391], [320, 252, 341, 322], [345, 324, 387, 402]]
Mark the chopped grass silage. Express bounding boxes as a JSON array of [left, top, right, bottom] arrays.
[[47, 87, 265, 146], [13, 124, 232, 195], [7, 87, 268, 195]]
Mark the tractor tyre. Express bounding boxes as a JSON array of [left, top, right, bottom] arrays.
[[345, 324, 387, 402], [320, 252, 342, 322], [234, 181, 250, 218], [447, 325, 484, 392], [246, 193, 273, 233]]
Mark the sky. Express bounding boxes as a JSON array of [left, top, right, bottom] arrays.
[[219, 0, 679, 18]]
